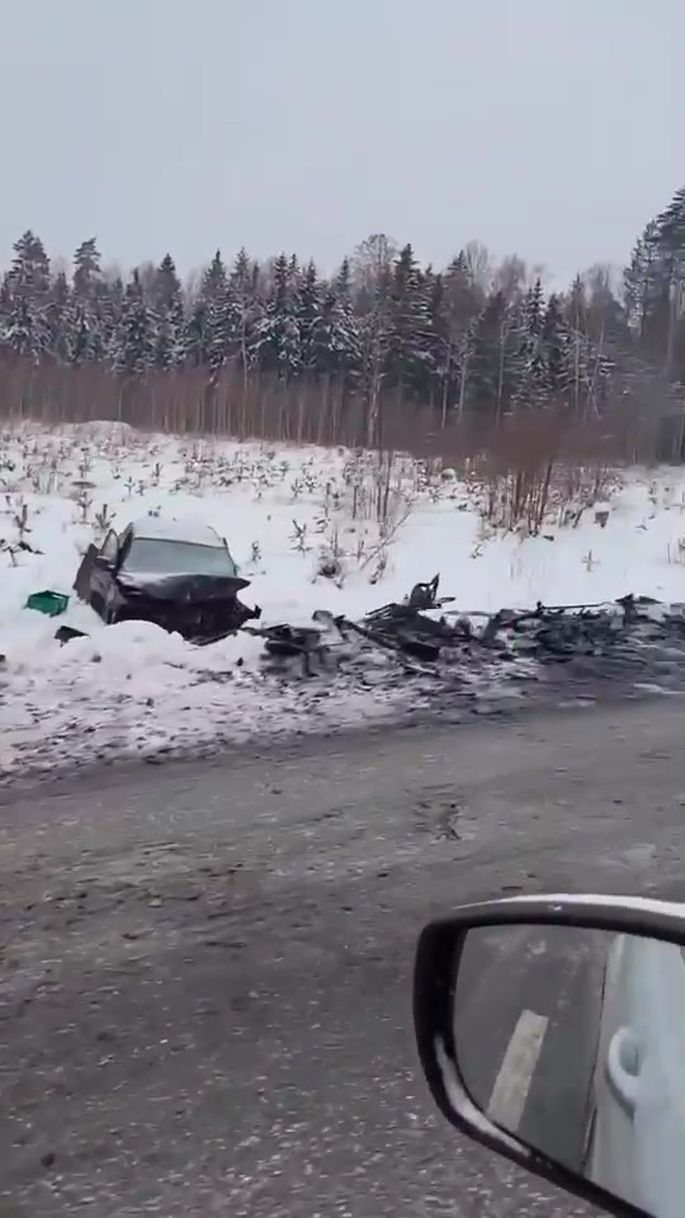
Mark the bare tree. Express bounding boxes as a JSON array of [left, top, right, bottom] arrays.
[[440, 256, 482, 422], [137, 261, 158, 304], [102, 261, 124, 285], [183, 267, 202, 304], [580, 263, 620, 419], [463, 240, 492, 293], [350, 234, 396, 444], [491, 254, 527, 304], [359, 304, 390, 447], [351, 233, 397, 308]]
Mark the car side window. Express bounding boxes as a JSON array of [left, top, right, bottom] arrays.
[[100, 530, 119, 563]]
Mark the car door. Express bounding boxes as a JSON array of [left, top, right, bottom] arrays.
[[90, 529, 121, 614]]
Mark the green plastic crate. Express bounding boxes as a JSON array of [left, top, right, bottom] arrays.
[[25, 590, 70, 617]]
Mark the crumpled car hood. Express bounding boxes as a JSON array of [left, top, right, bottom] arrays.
[[116, 572, 251, 602]]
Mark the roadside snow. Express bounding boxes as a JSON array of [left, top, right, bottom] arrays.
[[1, 421, 684, 780]]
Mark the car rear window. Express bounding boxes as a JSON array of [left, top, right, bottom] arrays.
[[122, 538, 237, 578]]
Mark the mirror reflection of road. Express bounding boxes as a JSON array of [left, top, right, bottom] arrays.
[[455, 924, 608, 1171]]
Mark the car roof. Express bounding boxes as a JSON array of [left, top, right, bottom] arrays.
[[127, 518, 226, 547]]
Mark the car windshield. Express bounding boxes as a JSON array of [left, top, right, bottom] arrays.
[[122, 538, 237, 578]]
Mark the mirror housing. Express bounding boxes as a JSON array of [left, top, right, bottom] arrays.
[[413, 895, 685, 1218]]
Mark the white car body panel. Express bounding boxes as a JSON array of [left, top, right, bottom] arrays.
[[589, 934, 685, 1218]]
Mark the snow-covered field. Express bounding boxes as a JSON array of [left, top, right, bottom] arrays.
[[1, 421, 684, 781]]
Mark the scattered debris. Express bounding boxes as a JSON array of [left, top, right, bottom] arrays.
[[243, 623, 330, 677], [54, 625, 89, 646], [25, 590, 69, 618], [615, 592, 660, 623], [317, 555, 343, 581], [407, 574, 440, 609]]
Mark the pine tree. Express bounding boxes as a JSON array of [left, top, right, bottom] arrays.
[[470, 289, 520, 418], [202, 250, 228, 302], [231, 247, 252, 296], [541, 293, 569, 399], [298, 260, 322, 371], [4, 293, 51, 360], [424, 270, 447, 416], [253, 253, 302, 379], [202, 250, 231, 371], [228, 248, 259, 376], [525, 278, 545, 337], [94, 276, 123, 365], [61, 238, 106, 364], [184, 252, 226, 369], [46, 271, 72, 360], [73, 238, 102, 300], [624, 230, 653, 339], [308, 260, 360, 377], [111, 269, 156, 374], [655, 187, 685, 378], [284, 256, 303, 375], [658, 185, 685, 261], [69, 305, 93, 365], [8, 230, 51, 300], [3, 298, 37, 358], [4, 231, 51, 359], [151, 254, 185, 370], [335, 258, 353, 309], [184, 298, 209, 369], [624, 218, 676, 366], [388, 243, 432, 395], [514, 279, 548, 407], [333, 273, 361, 373], [0, 274, 11, 342]]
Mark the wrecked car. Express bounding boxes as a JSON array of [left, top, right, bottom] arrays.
[[74, 519, 261, 643]]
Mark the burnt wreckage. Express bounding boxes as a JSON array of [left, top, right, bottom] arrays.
[[74, 519, 261, 643], [246, 579, 685, 687]]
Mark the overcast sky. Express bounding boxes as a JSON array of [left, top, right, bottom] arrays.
[[1, 0, 682, 287]]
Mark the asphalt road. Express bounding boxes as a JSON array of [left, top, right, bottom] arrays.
[[1, 699, 684, 1218]]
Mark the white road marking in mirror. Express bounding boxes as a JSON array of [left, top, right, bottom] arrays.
[[487, 1009, 548, 1131]]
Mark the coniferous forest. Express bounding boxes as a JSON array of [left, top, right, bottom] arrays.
[[1, 185, 683, 461]]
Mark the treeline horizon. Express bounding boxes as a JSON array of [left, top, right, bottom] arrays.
[[0, 184, 683, 464]]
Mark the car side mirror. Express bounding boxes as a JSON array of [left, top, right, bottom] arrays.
[[414, 895, 685, 1218]]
